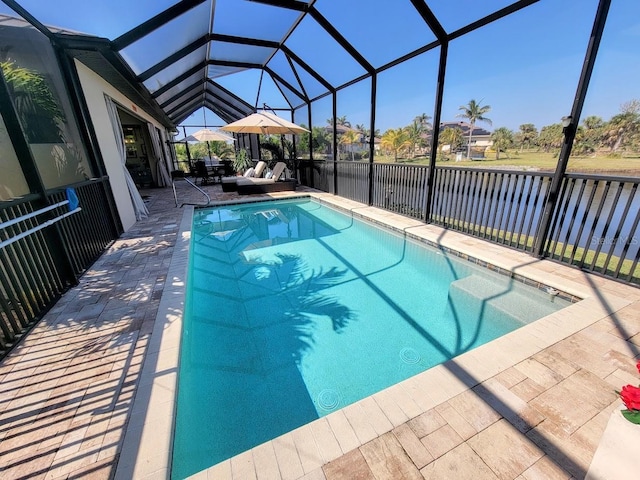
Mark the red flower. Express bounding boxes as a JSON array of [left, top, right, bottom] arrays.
[[620, 385, 640, 411], [636, 360, 640, 375]]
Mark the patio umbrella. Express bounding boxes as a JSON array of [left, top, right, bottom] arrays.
[[190, 128, 236, 142], [220, 111, 309, 135], [181, 128, 235, 160]]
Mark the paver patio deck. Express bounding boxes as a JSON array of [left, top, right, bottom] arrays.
[[1, 180, 639, 480]]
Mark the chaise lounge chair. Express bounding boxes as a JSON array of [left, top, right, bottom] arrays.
[[236, 162, 297, 194], [221, 161, 267, 192]]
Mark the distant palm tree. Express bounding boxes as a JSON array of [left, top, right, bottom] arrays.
[[326, 115, 351, 128], [490, 127, 514, 159], [517, 123, 538, 151], [381, 128, 410, 162], [339, 130, 359, 161], [438, 127, 463, 156], [457, 99, 492, 159], [538, 123, 563, 153], [404, 121, 425, 158], [582, 115, 604, 131], [414, 113, 432, 130]]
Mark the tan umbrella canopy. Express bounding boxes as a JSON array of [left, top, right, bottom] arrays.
[[177, 128, 235, 162], [190, 128, 236, 142], [220, 111, 309, 135]]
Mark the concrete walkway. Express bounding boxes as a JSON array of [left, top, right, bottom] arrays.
[[0, 182, 638, 480]]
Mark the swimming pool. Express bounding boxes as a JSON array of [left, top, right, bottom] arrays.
[[172, 198, 571, 479]]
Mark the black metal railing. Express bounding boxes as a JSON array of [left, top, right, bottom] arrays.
[[335, 161, 369, 204], [372, 163, 429, 220], [545, 174, 640, 283], [302, 161, 639, 285], [0, 177, 120, 357], [431, 167, 553, 252]]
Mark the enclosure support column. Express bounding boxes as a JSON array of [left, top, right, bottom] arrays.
[[368, 73, 377, 206], [533, 0, 611, 257], [332, 92, 338, 195], [424, 41, 449, 224], [307, 101, 314, 188]]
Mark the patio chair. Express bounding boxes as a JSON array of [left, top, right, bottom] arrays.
[[193, 160, 216, 186], [221, 161, 267, 192]]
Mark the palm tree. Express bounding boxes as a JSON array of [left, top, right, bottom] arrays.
[[339, 130, 359, 161], [538, 123, 563, 153], [516, 123, 538, 151], [602, 100, 640, 152], [414, 113, 432, 131], [490, 127, 514, 159], [438, 127, 463, 157], [583, 115, 604, 131], [380, 128, 410, 162], [326, 115, 351, 128], [404, 121, 425, 158], [456, 99, 492, 159]]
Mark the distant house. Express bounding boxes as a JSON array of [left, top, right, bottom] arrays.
[[438, 121, 493, 158]]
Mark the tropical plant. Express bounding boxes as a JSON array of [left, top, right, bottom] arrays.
[[490, 127, 514, 159], [404, 121, 425, 158], [414, 113, 432, 131], [326, 115, 351, 128], [207, 140, 234, 160], [380, 128, 410, 162], [438, 127, 463, 156], [338, 130, 359, 161], [233, 148, 252, 173], [583, 115, 604, 131], [572, 125, 598, 156], [602, 106, 640, 152], [538, 123, 564, 153], [260, 139, 284, 162], [515, 123, 538, 151], [1, 60, 65, 143], [457, 99, 492, 159], [1, 59, 88, 180]]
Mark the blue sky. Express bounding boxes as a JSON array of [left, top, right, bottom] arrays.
[[2, 0, 638, 134]]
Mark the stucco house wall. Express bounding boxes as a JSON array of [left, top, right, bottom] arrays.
[[74, 59, 169, 231]]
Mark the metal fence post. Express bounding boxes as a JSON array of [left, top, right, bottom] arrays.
[[533, 0, 612, 257]]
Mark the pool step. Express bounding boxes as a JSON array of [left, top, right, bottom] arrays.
[[447, 274, 562, 325]]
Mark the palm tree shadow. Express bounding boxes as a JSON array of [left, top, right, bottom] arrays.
[[175, 252, 356, 478]]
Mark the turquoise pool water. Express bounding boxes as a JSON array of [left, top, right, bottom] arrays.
[[172, 198, 570, 478]]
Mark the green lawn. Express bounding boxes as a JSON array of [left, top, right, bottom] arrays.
[[375, 151, 640, 175]]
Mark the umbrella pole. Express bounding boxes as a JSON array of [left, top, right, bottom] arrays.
[[206, 140, 212, 159], [185, 142, 192, 169]]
